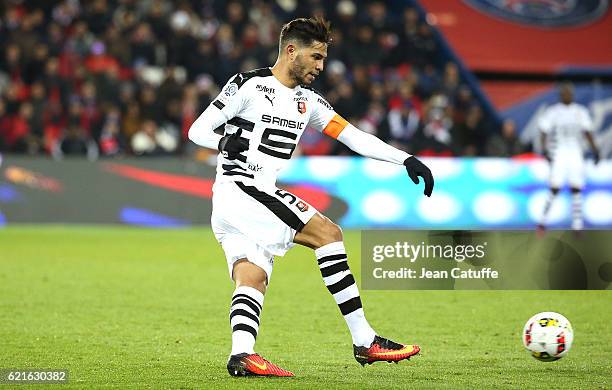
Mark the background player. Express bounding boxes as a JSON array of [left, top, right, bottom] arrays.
[[538, 83, 600, 232], [188, 17, 433, 377]]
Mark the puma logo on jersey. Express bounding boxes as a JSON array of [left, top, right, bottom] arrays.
[[265, 95, 275, 106]]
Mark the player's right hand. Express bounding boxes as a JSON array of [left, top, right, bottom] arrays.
[[403, 156, 434, 197], [218, 128, 249, 160]]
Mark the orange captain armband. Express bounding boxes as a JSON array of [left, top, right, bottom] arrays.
[[322, 114, 349, 139]]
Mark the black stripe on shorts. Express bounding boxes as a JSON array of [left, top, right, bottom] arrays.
[[235, 182, 305, 232]]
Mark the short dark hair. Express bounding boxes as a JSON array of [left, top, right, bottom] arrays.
[[559, 81, 574, 93], [279, 16, 332, 48]]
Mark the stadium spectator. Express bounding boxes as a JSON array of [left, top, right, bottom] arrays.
[[29, 82, 47, 145], [0, 100, 10, 151], [416, 64, 442, 99], [334, 0, 357, 39], [486, 119, 525, 157], [442, 62, 461, 101], [451, 104, 488, 156], [98, 106, 127, 157], [414, 94, 454, 156], [122, 101, 143, 142], [5, 102, 37, 154], [130, 22, 157, 66], [84, 41, 120, 75], [131, 119, 178, 156], [379, 100, 420, 151], [53, 124, 98, 160]]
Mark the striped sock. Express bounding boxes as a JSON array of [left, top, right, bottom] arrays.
[[315, 241, 376, 347], [230, 286, 264, 356], [571, 191, 583, 230]]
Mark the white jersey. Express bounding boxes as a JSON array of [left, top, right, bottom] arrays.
[[538, 102, 593, 155], [188, 68, 412, 277], [204, 68, 340, 188]]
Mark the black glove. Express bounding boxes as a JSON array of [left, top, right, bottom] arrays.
[[593, 151, 600, 165], [404, 156, 434, 197], [543, 151, 552, 163], [218, 128, 248, 160]]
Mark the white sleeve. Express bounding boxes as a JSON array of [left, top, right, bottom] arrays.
[[579, 107, 594, 132], [538, 107, 553, 133], [307, 92, 337, 133], [304, 89, 410, 165], [337, 123, 411, 165], [188, 75, 247, 149]]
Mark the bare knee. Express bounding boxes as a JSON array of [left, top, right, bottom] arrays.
[[322, 220, 343, 244], [232, 260, 267, 294], [294, 214, 343, 249]]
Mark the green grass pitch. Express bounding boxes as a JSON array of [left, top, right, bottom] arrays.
[[1, 226, 610, 389]]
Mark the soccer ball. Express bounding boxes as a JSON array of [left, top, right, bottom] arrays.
[[522, 312, 573, 362]]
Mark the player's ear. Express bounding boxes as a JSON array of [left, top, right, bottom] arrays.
[[286, 44, 296, 60]]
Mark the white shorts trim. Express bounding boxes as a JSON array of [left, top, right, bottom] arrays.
[[220, 234, 275, 283]]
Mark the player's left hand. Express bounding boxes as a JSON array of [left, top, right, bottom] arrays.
[[593, 151, 600, 165], [404, 156, 434, 197]]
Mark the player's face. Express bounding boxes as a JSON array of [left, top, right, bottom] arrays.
[[560, 87, 573, 104], [290, 41, 327, 85]]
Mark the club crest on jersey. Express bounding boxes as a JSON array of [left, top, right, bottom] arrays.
[[297, 101, 307, 114], [296, 200, 309, 212]]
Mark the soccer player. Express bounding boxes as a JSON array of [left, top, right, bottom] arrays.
[[537, 83, 599, 232], [188, 17, 434, 377]]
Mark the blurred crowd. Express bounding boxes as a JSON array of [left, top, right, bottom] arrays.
[[0, 0, 524, 160]]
